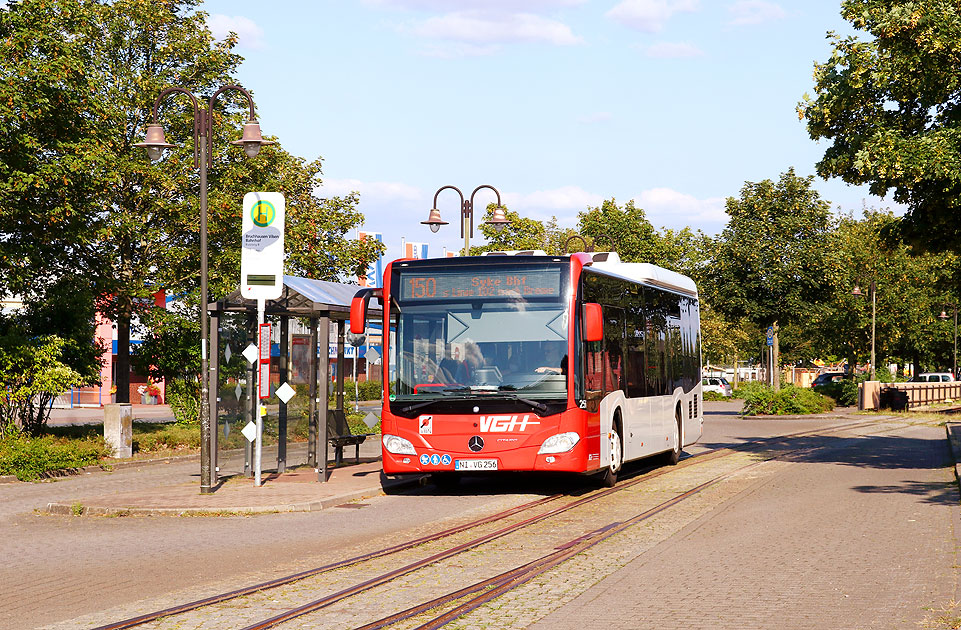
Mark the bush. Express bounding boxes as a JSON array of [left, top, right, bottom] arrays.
[[166, 378, 200, 425], [329, 378, 384, 403], [741, 384, 835, 416], [814, 379, 860, 407], [732, 380, 769, 399], [702, 391, 728, 401], [0, 432, 110, 481]]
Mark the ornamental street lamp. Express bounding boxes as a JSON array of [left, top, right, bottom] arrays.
[[422, 185, 510, 255], [563, 234, 614, 254], [852, 280, 877, 381], [135, 85, 272, 494], [939, 303, 957, 378]]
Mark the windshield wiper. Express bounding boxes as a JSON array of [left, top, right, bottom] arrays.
[[494, 387, 549, 413], [399, 388, 471, 413]]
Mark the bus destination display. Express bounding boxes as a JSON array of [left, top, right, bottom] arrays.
[[401, 268, 561, 300]]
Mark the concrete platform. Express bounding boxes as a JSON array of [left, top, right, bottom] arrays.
[[43, 460, 422, 517]]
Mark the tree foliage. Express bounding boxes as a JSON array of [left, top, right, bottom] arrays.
[[0, 331, 84, 437], [708, 169, 834, 330], [799, 0, 961, 252], [0, 0, 382, 406], [471, 204, 577, 255]]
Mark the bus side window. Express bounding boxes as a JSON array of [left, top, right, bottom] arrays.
[[604, 307, 625, 393]]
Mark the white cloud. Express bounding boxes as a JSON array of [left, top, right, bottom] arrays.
[[727, 0, 786, 26], [636, 187, 727, 232], [412, 11, 583, 46], [605, 0, 699, 33], [644, 41, 704, 58], [207, 14, 266, 50]]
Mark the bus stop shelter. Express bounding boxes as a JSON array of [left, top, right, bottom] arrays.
[[208, 276, 382, 484]]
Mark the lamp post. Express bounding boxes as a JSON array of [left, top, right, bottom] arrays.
[[852, 280, 877, 380], [135, 85, 272, 494], [422, 185, 510, 255], [939, 303, 957, 378]]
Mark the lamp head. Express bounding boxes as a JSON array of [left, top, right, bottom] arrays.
[[486, 205, 510, 234], [852, 285, 863, 298], [134, 124, 177, 161], [231, 121, 274, 158], [941, 310, 949, 320], [421, 207, 448, 233]]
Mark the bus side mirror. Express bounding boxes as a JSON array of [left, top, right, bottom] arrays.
[[350, 288, 381, 335], [584, 302, 603, 342]]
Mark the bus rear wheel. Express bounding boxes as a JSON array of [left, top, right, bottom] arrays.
[[600, 428, 622, 487], [666, 410, 681, 466]]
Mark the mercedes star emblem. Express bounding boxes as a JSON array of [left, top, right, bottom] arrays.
[[468, 436, 484, 452]]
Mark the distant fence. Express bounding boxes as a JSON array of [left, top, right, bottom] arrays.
[[861, 381, 961, 411]]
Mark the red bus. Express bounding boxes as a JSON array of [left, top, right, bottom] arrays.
[[350, 250, 702, 486]]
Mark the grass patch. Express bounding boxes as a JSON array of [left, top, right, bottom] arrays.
[[3, 407, 381, 481], [0, 433, 111, 481]]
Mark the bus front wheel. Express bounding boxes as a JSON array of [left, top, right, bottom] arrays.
[[600, 428, 623, 487]]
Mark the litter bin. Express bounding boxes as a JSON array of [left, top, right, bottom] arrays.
[[879, 389, 908, 412]]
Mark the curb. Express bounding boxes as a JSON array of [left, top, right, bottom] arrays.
[[42, 473, 427, 517], [946, 423, 961, 486]]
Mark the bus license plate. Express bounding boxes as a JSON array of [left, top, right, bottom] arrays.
[[455, 459, 498, 471]]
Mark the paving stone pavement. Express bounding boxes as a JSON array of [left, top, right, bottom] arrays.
[[523, 421, 961, 630]]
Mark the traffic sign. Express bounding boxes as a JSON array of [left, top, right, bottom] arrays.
[[766, 326, 774, 347], [241, 192, 285, 300]]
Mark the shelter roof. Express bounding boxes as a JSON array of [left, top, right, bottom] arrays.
[[212, 276, 382, 319]]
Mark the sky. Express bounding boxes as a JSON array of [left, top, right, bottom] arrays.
[[198, 0, 896, 262]]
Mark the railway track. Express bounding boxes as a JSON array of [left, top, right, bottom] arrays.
[[91, 416, 904, 630]]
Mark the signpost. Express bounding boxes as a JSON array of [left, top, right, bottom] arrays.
[[242, 192, 285, 487], [766, 326, 775, 387]]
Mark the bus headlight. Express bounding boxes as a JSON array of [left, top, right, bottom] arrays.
[[383, 434, 416, 455], [538, 432, 580, 454]]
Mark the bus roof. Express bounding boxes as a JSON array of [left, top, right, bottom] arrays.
[[587, 257, 698, 298], [395, 251, 699, 298]]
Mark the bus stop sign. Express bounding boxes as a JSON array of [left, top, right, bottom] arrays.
[[241, 192, 285, 300]]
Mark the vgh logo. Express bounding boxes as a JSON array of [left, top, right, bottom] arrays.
[[478, 415, 540, 432]]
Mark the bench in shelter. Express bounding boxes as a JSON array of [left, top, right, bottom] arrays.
[[327, 409, 375, 465]]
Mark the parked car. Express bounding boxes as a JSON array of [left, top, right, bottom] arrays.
[[811, 372, 845, 388], [702, 376, 732, 397], [909, 372, 955, 382]]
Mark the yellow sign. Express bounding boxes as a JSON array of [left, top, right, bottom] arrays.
[[251, 200, 275, 227]]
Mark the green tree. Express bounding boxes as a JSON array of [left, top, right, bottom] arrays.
[[0, 274, 103, 436], [707, 169, 834, 389], [469, 205, 578, 256], [0, 0, 382, 408], [799, 0, 961, 252], [0, 329, 84, 437], [577, 199, 663, 263]]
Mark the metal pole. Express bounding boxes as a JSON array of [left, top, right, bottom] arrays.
[[255, 298, 265, 487], [209, 309, 219, 486], [954, 305, 958, 378], [463, 199, 470, 255], [277, 315, 288, 474], [317, 316, 330, 482], [870, 281, 876, 381], [245, 312, 256, 477], [199, 113, 212, 494], [307, 317, 318, 467]]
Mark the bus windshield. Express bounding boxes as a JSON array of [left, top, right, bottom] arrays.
[[389, 263, 569, 401]]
